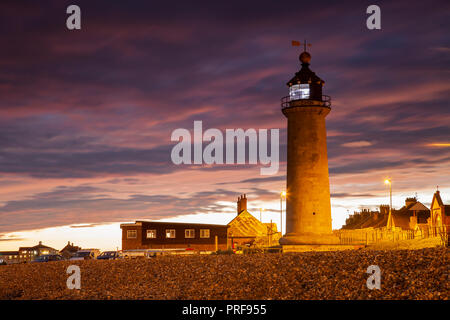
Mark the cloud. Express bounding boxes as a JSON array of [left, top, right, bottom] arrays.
[[331, 193, 377, 198], [0, 235, 25, 242], [70, 224, 103, 228], [0, 0, 448, 235], [0, 184, 279, 233], [218, 175, 285, 185], [341, 141, 372, 148], [427, 143, 450, 147]]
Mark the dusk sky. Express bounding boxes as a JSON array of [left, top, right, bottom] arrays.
[[0, 0, 449, 251]]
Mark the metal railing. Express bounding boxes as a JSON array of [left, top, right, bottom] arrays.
[[335, 225, 449, 246], [281, 95, 331, 109]]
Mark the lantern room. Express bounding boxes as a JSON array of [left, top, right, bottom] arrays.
[[283, 50, 328, 107]]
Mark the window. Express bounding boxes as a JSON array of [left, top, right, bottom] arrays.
[[289, 84, 310, 100], [185, 229, 195, 238], [200, 229, 210, 238], [166, 229, 176, 238], [127, 230, 137, 239], [146, 229, 157, 239]]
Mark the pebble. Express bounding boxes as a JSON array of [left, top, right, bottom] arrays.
[[0, 247, 447, 300]]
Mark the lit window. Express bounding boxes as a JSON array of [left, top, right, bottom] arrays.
[[200, 229, 210, 238], [166, 229, 176, 238], [289, 84, 310, 100], [185, 229, 195, 238], [146, 229, 157, 239], [127, 230, 137, 239]]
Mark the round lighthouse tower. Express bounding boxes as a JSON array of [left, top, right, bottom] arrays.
[[279, 48, 339, 246]]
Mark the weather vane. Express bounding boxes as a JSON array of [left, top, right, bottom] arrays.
[[292, 40, 312, 52]]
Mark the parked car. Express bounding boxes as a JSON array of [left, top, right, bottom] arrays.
[[70, 249, 100, 261], [97, 251, 118, 260], [32, 254, 64, 263], [119, 249, 149, 259]]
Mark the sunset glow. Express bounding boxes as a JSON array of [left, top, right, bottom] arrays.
[[0, 1, 448, 253]]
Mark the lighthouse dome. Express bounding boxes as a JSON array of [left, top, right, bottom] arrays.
[[299, 51, 311, 64], [286, 52, 324, 102]]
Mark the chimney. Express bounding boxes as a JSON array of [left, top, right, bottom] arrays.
[[39, 241, 42, 245], [405, 197, 417, 207], [237, 194, 248, 215], [237, 196, 241, 214]]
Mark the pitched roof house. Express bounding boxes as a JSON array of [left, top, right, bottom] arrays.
[[228, 194, 280, 248], [430, 190, 450, 233], [18, 241, 58, 262], [342, 197, 431, 231], [60, 241, 81, 259]]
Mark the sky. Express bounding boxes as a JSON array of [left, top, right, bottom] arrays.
[[0, 0, 449, 251]]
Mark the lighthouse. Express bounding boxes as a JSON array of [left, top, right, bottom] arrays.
[[279, 43, 340, 248]]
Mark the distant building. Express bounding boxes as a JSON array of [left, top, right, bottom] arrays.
[[60, 241, 81, 259], [429, 190, 450, 234], [18, 241, 59, 262], [121, 221, 229, 251], [0, 251, 20, 264], [342, 197, 431, 231]]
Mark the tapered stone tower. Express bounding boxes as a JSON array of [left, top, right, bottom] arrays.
[[279, 48, 340, 248]]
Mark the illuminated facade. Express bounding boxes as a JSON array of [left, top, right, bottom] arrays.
[[279, 48, 339, 248]]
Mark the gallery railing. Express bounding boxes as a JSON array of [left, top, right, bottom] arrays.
[[281, 95, 331, 109]]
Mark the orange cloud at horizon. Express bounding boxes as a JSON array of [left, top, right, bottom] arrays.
[[427, 143, 450, 147]]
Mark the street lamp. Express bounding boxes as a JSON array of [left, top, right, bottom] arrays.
[[280, 191, 287, 234], [259, 208, 265, 222], [384, 179, 394, 230]]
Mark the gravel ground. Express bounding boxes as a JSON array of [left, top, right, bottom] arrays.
[[0, 247, 448, 300]]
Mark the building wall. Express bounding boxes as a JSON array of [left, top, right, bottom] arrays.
[[16, 244, 59, 263], [430, 202, 450, 234], [121, 222, 229, 251], [0, 251, 19, 264], [281, 104, 338, 246]]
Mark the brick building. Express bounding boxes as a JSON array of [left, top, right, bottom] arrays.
[[120, 194, 280, 251], [429, 190, 450, 234], [18, 241, 59, 262], [0, 241, 58, 264], [120, 221, 229, 251], [60, 241, 81, 259], [0, 251, 19, 264], [342, 197, 431, 231]]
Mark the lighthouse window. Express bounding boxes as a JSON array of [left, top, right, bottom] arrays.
[[289, 84, 310, 100]]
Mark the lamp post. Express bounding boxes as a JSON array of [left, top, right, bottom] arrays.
[[259, 208, 265, 222], [280, 191, 286, 235], [384, 179, 393, 230]]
